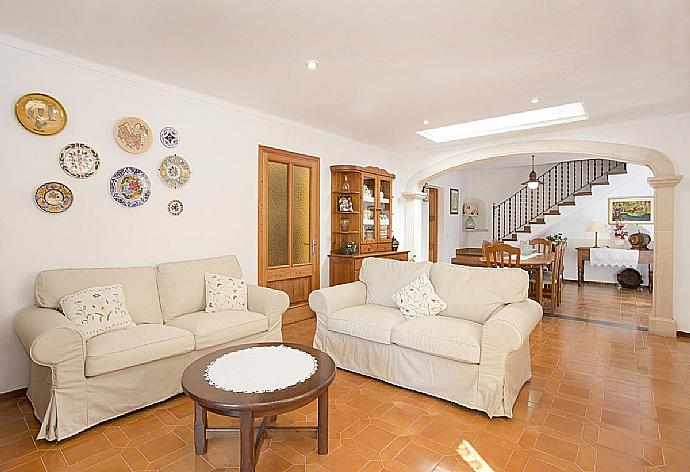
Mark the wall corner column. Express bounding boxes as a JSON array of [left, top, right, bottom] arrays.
[[402, 192, 427, 261], [647, 175, 683, 336]]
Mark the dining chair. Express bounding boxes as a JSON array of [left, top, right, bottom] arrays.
[[556, 241, 567, 305], [533, 242, 564, 314], [484, 243, 521, 268], [529, 237, 553, 255]]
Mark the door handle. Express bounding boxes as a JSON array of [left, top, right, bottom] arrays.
[[311, 239, 316, 255]]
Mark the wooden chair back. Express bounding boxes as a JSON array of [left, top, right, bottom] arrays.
[[484, 243, 521, 268], [529, 238, 552, 255]]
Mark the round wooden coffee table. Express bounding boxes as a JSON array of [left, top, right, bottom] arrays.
[[182, 342, 336, 472]]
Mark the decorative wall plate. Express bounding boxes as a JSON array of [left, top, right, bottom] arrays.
[[167, 199, 183, 216], [160, 126, 179, 148], [109, 167, 151, 207], [115, 117, 152, 153], [35, 182, 73, 213], [159, 154, 191, 188], [15, 93, 67, 136], [59, 143, 100, 179]]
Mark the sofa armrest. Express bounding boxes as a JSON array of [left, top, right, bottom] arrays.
[[14, 305, 86, 369], [481, 299, 542, 357], [308, 282, 367, 321], [247, 285, 290, 332]]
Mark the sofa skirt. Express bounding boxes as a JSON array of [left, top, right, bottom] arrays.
[[30, 326, 281, 441], [313, 323, 531, 418]]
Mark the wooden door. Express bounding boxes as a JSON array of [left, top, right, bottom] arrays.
[[258, 146, 320, 325], [428, 187, 439, 262]]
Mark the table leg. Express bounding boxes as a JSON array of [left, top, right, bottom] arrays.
[[240, 411, 254, 472], [536, 266, 543, 307], [578, 256, 585, 286], [317, 389, 329, 454], [194, 403, 207, 455], [649, 264, 653, 293]]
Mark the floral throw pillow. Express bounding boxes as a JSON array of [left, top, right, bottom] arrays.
[[205, 272, 248, 313], [60, 284, 135, 340], [392, 273, 447, 319]]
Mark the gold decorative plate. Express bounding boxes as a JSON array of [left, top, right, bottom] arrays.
[[15, 93, 67, 136], [115, 117, 152, 153], [35, 182, 73, 213]]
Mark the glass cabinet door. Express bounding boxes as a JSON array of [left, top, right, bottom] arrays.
[[378, 177, 392, 241], [362, 175, 376, 242]]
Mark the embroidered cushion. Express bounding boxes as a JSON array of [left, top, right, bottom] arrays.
[[205, 272, 248, 312], [392, 273, 447, 319], [59, 284, 136, 340]]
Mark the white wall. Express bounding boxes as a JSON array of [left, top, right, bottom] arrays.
[[0, 41, 397, 392]]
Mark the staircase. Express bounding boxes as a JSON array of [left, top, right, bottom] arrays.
[[492, 158, 627, 241]]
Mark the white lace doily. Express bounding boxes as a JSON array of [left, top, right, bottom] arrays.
[[204, 345, 318, 393]]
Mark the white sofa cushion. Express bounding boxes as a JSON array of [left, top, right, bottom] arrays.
[[392, 273, 447, 319], [430, 263, 528, 324], [391, 316, 483, 364], [157, 255, 243, 322], [60, 284, 136, 340], [85, 324, 194, 377], [359, 258, 432, 308], [328, 304, 406, 345], [36, 266, 162, 324], [167, 310, 267, 350]]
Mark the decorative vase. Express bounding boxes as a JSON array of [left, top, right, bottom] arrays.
[[392, 236, 399, 251], [340, 217, 350, 232], [464, 216, 476, 230], [341, 175, 350, 192]]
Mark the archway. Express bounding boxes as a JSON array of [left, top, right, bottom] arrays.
[[402, 140, 682, 336]]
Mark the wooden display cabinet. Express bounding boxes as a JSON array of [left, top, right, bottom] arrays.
[[329, 165, 409, 285]]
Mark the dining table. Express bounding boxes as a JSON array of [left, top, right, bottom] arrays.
[[479, 252, 555, 306]]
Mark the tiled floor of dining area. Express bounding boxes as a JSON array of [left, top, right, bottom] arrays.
[[1, 283, 687, 472], [556, 282, 652, 329]]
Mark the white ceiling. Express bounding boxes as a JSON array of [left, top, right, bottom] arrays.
[[1, 1, 688, 152]]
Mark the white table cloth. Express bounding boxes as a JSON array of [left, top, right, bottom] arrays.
[[205, 345, 318, 393], [590, 248, 639, 268]]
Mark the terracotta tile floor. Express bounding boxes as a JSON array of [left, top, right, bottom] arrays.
[[557, 282, 652, 329], [2, 285, 688, 472]]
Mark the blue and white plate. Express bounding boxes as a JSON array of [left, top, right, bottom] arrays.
[[109, 167, 151, 207], [160, 126, 179, 148]]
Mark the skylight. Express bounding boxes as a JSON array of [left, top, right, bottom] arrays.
[[416, 102, 588, 143]]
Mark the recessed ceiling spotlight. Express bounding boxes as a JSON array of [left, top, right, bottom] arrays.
[[531, 97, 540, 104], [306, 59, 318, 71], [422, 119, 430, 125]]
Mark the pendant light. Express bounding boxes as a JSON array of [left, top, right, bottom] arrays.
[[522, 155, 541, 190]]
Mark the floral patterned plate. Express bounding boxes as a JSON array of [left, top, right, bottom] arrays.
[[59, 143, 100, 179], [35, 182, 73, 213], [115, 117, 152, 153], [159, 154, 191, 189], [109, 167, 151, 207]]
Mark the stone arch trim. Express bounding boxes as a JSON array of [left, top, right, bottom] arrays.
[[402, 139, 682, 336]]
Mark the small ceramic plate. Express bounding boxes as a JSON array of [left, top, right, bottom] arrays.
[[59, 143, 100, 179], [168, 199, 184, 216], [35, 182, 73, 213], [110, 167, 151, 207], [115, 117, 152, 153], [159, 154, 191, 189], [160, 126, 180, 148], [16, 93, 67, 136]]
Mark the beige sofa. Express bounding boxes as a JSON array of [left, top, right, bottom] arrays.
[[14, 255, 289, 441], [309, 258, 542, 417]]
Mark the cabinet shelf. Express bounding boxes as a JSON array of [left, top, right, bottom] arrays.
[[334, 231, 360, 234]]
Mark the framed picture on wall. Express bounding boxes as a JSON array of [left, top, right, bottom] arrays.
[[449, 188, 459, 214], [608, 197, 653, 224]]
